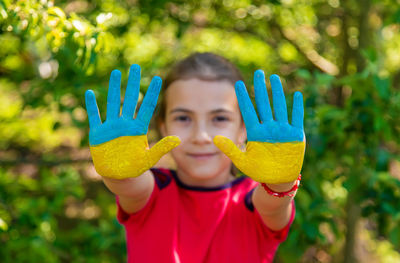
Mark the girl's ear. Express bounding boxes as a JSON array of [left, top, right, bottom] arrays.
[[238, 122, 247, 145], [159, 121, 167, 137]]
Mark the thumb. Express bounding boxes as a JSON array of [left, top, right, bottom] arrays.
[[213, 135, 246, 165], [147, 136, 181, 162]]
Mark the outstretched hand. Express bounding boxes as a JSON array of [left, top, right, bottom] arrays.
[[85, 64, 180, 179], [86, 64, 161, 145], [213, 70, 305, 184]]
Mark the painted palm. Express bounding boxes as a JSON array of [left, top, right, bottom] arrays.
[[85, 64, 180, 179], [214, 70, 305, 184]]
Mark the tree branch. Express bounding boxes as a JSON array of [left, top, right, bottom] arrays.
[[193, 16, 339, 76], [0, 157, 92, 167], [270, 21, 339, 76]]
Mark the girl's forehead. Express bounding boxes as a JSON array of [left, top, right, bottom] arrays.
[[165, 78, 238, 110]]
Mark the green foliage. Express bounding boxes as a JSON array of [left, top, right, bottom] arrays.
[[0, 166, 125, 262], [1, 0, 400, 262]]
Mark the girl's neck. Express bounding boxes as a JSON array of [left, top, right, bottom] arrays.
[[175, 167, 236, 188]]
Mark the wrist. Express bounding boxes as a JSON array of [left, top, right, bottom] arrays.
[[264, 181, 297, 192], [261, 174, 301, 198]]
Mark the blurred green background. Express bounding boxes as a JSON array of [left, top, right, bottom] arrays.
[[1, 0, 400, 262]]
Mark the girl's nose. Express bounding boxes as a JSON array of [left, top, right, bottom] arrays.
[[192, 124, 212, 145]]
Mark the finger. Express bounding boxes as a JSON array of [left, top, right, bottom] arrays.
[[136, 76, 162, 130], [122, 64, 141, 119], [270, 74, 288, 123], [107, 69, 122, 121], [254, 70, 273, 123], [85, 90, 102, 129], [235, 80, 260, 129], [213, 135, 246, 166], [292, 91, 304, 130], [147, 136, 181, 162]]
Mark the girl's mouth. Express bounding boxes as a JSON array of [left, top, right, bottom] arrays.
[[187, 153, 218, 160]]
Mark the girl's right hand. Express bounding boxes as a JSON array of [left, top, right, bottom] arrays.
[[85, 64, 180, 179]]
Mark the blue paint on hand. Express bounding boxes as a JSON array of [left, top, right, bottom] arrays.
[[235, 70, 304, 143], [85, 64, 162, 146]]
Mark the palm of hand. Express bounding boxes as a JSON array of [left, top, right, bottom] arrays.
[[89, 118, 147, 146], [248, 120, 303, 143], [86, 65, 159, 146], [214, 70, 305, 184], [85, 65, 180, 179]]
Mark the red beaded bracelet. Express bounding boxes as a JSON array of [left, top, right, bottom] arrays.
[[261, 175, 302, 198]]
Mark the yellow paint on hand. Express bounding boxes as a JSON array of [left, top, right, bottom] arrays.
[[90, 135, 180, 179], [213, 135, 305, 184]]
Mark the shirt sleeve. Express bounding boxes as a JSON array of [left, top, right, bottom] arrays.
[[115, 168, 172, 225], [244, 187, 296, 242], [115, 180, 160, 225], [254, 200, 296, 242]]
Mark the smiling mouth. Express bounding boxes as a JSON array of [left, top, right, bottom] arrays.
[[187, 153, 218, 160]]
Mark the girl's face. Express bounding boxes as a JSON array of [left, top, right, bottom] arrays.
[[160, 78, 246, 187]]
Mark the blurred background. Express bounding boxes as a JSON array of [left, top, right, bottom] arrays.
[[1, 0, 400, 262]]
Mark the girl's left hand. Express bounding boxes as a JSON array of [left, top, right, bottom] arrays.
[[213, 70, 305, 184]]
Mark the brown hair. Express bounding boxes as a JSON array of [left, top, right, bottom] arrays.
[[156, 52, 243, 123]]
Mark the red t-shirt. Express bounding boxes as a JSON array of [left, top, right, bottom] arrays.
[[116, 168, 295, 263]]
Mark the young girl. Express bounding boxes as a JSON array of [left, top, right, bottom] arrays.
[[85, 53, 305, 263]]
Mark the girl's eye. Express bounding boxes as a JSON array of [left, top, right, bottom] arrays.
[[213, 116, 230, 122], [174, 115, 191, 122]]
